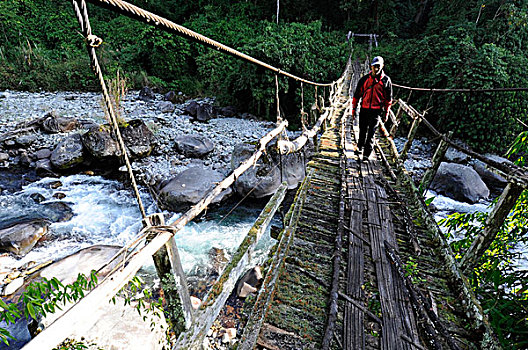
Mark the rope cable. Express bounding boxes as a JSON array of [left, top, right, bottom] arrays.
[[84, 0, 333, 87], [73, 0, 147, 219], [393, 83, 528, 93]]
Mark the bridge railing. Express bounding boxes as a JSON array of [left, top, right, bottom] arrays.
[[377, 98, 527, 273]]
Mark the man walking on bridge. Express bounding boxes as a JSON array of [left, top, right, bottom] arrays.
[[351, 56, 393, 161]]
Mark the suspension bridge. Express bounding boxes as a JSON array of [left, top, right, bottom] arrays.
[[13, 0, 528, 349]]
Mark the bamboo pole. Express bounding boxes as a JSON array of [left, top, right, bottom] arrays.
[[419, 131, 453, 195], [459, 183, 524, 271], [400, 113, 422, 160], [22, 121, 287, 350]]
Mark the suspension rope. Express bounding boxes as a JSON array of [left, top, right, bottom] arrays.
[[72, 0, 147, 219], [84, 0, 333, 87], [393, 83, 528, 93]]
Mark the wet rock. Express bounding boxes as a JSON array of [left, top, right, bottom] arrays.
[[0, 219, 50, 256], [431, 162, 489, 203], [30, 193, 46, 203], [50, 134, 84, 169], [35, 158, 56, 177], [174, 134, 214, 158], [41, 201, 74, 222], [0, 152, 9, 161], [53, 192, 66, 200], [49, 181, 62, 189], [158, 166, 232, 211], [196, 104, 215, 122], [235, 266, 262, 298], [19, 151, 31, 166]]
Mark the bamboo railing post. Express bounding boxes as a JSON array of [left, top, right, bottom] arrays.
[[389, 107, 402, 138], [459, 183, 524, 271], [419, 131, 453, 195], [400, 113, 422, 160]]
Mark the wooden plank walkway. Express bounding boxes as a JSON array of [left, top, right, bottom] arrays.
[[239, 63, 495, 350]]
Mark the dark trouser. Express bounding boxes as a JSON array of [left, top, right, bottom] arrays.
[[357, 108, 382, 157]]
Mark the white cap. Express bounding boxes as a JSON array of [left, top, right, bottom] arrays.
[[371, 56, 384, 67]]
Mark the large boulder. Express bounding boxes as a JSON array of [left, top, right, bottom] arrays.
[[138, 86, 155, 101], [0, 219, 50, 256], [174, 134, 214, 158], [50, 134, 84, 170], [231, 142, 306, 198], [196, 104, 215, 122], [120, 119, 155, 158], [469, 155, 509, 194], [431, 162, 490, 203], [158, 166, 232, 211], [82, 126, 121, 159]]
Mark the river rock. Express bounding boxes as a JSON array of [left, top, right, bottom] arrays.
[[138, 86, 155, 101], [0, 152, 9, 161], [15, 134, 37, 147], [445, 147, 469, 164], [158, 166, 232, 211], [0, 219, 50, 256], [33, 148, 52, 159], [82, 126, 121, 159], [159, 101, 175, 113], [120, 119, 155, 158], [470, 157, 508, 194], [219, 106, 237, 117], [35, 158, 56, 176], [431, 162, 490, 203], [231, 142, 306, 198], [184, 100, 199, 117], [50, 133, 84, 169], [40, 111, 80, 133], [41, 201, 74, 222], [174, 134, 214, 158]]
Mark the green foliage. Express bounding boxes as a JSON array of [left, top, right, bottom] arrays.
[[0, 271, 98, 346], [440, 197, 528, 348]]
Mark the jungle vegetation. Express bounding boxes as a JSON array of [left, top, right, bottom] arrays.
[[0, 1, 527, 348]]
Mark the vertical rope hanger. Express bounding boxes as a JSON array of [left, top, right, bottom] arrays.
[[72, 0, 147, 219], [275, 74, 284, 183]]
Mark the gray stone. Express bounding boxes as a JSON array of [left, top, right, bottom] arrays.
[[34, 148, 52, 159], [159, 101, 175, 113], [174, 134, 214, 158], [82, 126, 121, 159], [0, 152, 9, 161], [35, 158, 56, 177], [15, 134, 37, 147], [445, 147, 469, 163], [120, 119, 155, 158], [0, 219, 50, 256], [231, 142, 306, 198], [184, 101, 199, 117], [431, 162, 490, 203], [138, 86, 155, 101], [50, 134, 84, 169], [470, 158, 508, 194], [159, 166, 232, 211], [196, 104, 215, 122]]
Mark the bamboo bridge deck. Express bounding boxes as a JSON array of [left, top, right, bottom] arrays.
[[239, 69, 493, 350]]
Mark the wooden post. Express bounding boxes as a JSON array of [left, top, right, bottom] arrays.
[[460, 183, 524, 271], [419, 131, 453, 195], [400, 114, 421, 160], [389, 107, 402, 138]]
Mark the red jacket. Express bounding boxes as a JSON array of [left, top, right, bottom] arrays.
[[352, 71, 392, 115]]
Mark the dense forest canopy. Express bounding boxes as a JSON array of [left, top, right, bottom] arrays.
[[1, 0, 528, 348]]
